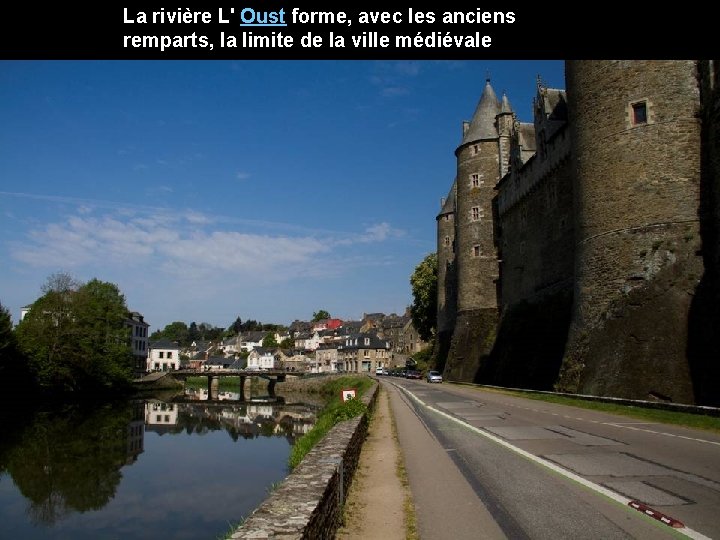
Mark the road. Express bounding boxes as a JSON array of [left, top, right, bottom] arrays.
[[382, 378, 720, 540]]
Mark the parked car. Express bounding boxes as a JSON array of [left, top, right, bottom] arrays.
[[426, 370, 443, 383], [405, 370, 422, 379], [375, 366, 384, 376]]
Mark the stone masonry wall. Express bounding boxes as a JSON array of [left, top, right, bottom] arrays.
[[496, 152, 574, 309], [455, 139, 501, 313], [561, 60, 704, 401], [231, 382, 378, 540]]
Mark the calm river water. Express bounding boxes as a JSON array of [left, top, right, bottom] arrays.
[[0, 386, 324, 540]]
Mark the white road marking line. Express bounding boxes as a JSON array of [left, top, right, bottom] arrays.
[[401, 387, 712, 540], [605, 424, 720, 447]]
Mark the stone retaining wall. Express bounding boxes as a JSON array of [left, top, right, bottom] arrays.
[[230, 382, 379, 540]]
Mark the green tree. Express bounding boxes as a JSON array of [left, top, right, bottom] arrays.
[[241, 319, 261, 332], [280, 337, 294, 349], [188, 321, 200, 343], [0, 301, 32, 389], [312, 310, 331, 322], [262, 333, 278, 348], [72, 279, 133, 388], [150, 321, 189, 344], [16, 274, 81, 390], [410, 253, 438, 342], [0, 301, 16, 362], [15, 274, 133, 393], [229, 317, 243, 335]]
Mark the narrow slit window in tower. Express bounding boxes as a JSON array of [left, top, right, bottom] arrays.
[[632, 101, 647, 125]]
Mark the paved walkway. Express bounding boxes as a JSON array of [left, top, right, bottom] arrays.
[[338, 380, 506, 539], [337, 385, 407, 539]]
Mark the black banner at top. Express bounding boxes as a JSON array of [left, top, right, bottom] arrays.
[[0, 6, 713, 60]]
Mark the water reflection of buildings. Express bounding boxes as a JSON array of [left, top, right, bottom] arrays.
[[184, 387, 243, 401], [139, 398, 318, 441], [126, 401, 145, 464], [218, 403, 316, 437]]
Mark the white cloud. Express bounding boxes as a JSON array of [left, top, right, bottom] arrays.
[[9, 209, 401, 285]]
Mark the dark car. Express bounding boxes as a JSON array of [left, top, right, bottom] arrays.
[[405, 370, 421, 379]]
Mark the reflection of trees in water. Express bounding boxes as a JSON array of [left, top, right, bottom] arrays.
[[4, 403, 133, 526]]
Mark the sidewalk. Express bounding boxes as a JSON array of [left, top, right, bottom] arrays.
[[337, 380, 506, 540], [336, 384, 411, 539]]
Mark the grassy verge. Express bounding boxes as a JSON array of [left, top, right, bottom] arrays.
[[480, 387, 720, 433], [288, 376, 373, 470]]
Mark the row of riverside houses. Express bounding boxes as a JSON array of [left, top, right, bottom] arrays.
[[146, 311, 429, 375]]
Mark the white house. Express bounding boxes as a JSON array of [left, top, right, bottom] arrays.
[[19, 305, 32, 322], [148, 339, 180, 371], [241, 331, 266, 352], [219, 335, 242, 356], [294, 331, 322, 352], [246, 348, 279, 370]]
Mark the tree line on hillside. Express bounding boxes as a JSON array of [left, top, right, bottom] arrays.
[[149, 318, 287, 348]]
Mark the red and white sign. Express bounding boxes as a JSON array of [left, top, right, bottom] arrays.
[[341, 388, 357, 402]]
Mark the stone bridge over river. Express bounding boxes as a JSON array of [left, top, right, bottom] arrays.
[[169, 369, 303, 399]]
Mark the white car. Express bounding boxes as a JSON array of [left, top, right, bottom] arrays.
[[375, 367, 384, 376], [426, 370, 443, 383]]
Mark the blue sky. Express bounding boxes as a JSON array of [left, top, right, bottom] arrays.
[[0, 60, 564, 330]]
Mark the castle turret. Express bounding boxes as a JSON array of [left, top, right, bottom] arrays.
[[497, 93, 515, 177], [455, 79, 501, 314], [443, 79, 503, 381], [436, 180, 457, 363], [561, 60, 704, 402]]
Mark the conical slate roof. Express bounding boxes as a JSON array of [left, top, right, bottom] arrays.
[[500, 92, 513, 114], [439, 178, 457, 216], [461, 79, 501, 145]]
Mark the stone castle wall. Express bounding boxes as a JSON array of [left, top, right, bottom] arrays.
[[559, 60, 704, 402], [439, 61, 718, 405], [496, 128, 574, 309]]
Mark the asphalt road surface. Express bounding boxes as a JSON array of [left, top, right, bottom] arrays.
[[382, 378, 719, 540]]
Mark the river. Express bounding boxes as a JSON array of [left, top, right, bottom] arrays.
[[0, 386, 324, 540]]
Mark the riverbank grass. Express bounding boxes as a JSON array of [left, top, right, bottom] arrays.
[[288, 376, 373, 470]]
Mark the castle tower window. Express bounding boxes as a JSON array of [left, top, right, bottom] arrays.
[[444, 236, 451, 247], [470, 174, 483, 188], [473, 144, 480, 155], [473, 245, 482, 257], [632, 101, 647, 125], [471, 207, 484, 222]]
